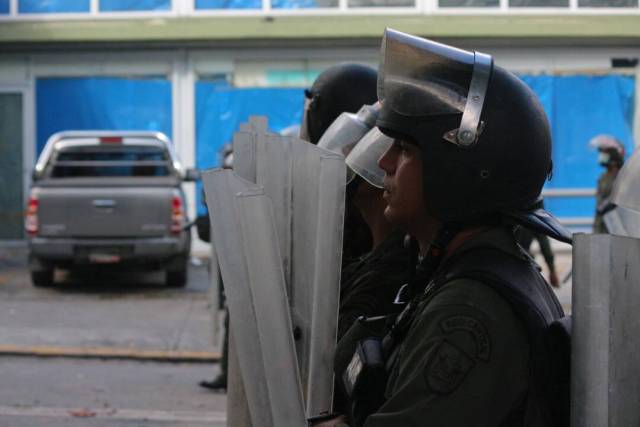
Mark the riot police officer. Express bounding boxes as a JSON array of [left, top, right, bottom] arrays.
[[590, 134, 625, 233], [300, 63, 379, 264], [330, 29, 572, 427]]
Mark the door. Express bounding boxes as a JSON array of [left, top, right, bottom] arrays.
[[0, 92, 24, 239]]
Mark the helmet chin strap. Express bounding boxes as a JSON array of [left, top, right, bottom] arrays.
[[406, 226, 460, 300]]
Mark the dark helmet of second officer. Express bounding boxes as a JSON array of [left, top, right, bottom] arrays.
[[300, 63, 378, 145], [375, 28, 571, 242]]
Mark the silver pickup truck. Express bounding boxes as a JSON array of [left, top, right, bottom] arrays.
[[26, 131, 197, 287]]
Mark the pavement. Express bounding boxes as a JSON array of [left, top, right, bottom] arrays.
[[0, 244, 220, 359], [0, 357, 227, 427], [0, 243, 227, 426]]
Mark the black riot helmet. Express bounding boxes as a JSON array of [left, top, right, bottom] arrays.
[[376, 28, 571, 243], [300, 63, 378, 144]]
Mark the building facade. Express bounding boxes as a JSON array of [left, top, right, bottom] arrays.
[[1, 1, 639, 240]]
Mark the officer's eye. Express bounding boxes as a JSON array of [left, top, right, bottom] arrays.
[[396, 140, 413, 153]]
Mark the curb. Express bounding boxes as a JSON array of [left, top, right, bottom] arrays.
[[0, 344, 221, 363]]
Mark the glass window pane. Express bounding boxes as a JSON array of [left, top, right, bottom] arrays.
[[271, 0, 337, 8], [195, 0, 261, 9], [348, 0, 414, 6], [0, 0, 9, 13], [19, 0, 90, 13], [100, 0, 170, 10], [579, 0, 636, 6], [0, 93, 24, 238], [510, 0, 568, 7], [439, 0, 498, 7]]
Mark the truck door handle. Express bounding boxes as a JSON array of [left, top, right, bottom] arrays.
[[92, 199, 116, 208]]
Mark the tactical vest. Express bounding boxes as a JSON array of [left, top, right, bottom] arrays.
[[430, 245, 570, 427], [336, 242, 571, 427]]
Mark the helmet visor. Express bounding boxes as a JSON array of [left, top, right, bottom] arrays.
[[317, 104, 378, 157], [378, 28, 493, 147], [345, 127, 393, 189]]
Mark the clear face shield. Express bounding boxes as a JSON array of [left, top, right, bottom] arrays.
[[316, 103, 380, 158], [377, 28, 493, 148], [345, 128, 393, 189]]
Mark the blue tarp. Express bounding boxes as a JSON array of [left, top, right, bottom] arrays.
[[34, 74, 635, 222], [20, 0, 89, 12], [195, 82, 304, 213], [100, 0, 170, 11], [36, 77, 172, 154], [195, 0, 260, 8], [0, 0, 9, 13], [521, 75, 635, 220], [272, 0, 318, 8]]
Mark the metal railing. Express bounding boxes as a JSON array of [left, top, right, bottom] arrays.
[[1, 0, 639, 20], [542, 187, 595, 228]]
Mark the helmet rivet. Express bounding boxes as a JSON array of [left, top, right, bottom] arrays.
[[480, 169, 490, 179], [473, 95, 480, 101], [459, 130, 474, 144]]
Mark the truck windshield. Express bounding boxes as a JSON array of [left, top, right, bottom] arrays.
[[50, 145, 172, 178]]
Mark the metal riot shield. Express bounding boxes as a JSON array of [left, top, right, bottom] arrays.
[[203, 169, 306, 427], [288, 140, 345, 418], [572, 233, 640, 427], [253, 132, 345, 418], [229, 116, 346, 420], [604, 146, 640, 238]]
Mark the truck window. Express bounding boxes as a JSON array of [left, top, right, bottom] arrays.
[[49, 145, 172, 178]]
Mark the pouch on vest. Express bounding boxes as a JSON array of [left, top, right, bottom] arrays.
[[335, 316, 389, 427]]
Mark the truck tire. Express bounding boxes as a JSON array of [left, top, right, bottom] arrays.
[[166, 269, 187, 287], [31, 269, 54, 287]]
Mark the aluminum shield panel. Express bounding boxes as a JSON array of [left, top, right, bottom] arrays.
[[232, 119, 346, 418], [611, 147, 640, 213], [289, 141, 345, 417], [203, 169, 305, 427], [572, 233, 640, 427]]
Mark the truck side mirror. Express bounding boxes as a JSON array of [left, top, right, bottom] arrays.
[[183, 168, 201, 182]]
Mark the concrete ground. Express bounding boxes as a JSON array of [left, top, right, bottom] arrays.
[[531, 241, 573, 313], [0, 243, 227, 427], [0, 244, 219, 354], [0, 357, 227, 427]]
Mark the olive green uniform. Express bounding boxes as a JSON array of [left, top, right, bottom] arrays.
[[338, 229, 410, 340], [364, 228, 534, 427], [593, 170, 618, 233]]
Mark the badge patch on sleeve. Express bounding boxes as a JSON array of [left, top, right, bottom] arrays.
[[425, 340, 474, 394]]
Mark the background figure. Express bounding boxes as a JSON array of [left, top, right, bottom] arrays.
[[590, 134, 625, 233], [198, 143, 234, 392], [299, 63, 378, 264], [515, 227, 559, 287]]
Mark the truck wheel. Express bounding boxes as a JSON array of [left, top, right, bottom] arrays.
[[166, 269, 187, 287], [31, 269, 54, 287]]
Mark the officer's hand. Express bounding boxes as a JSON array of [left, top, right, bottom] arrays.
[[549, 271, 560, 288], [311, 414, 349, 427]]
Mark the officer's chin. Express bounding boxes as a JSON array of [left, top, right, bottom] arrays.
[[383, 205, 407, 229]]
